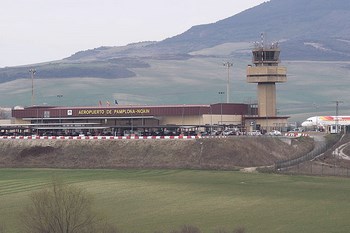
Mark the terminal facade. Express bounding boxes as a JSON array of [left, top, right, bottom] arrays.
[[10, 101, 288, 136], [11, 103, 263, 136]]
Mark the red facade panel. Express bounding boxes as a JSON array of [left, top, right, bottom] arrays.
[[210, 103, 248, 115]]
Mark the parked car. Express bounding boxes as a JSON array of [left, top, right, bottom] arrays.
[[210, 130, 222, 136], [268, 130, 282, 136], [288, 128, 304, 133], [223, 130, 235, 136], [247, 130, 262, 136]]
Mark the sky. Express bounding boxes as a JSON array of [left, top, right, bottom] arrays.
[[0, 0, 266, 68]]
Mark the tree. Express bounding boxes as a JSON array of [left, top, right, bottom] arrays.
[[21, 179, 116, 233]]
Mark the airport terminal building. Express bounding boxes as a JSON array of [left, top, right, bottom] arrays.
[[9, 103, 289, 136]]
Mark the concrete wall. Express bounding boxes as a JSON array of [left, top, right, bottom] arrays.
[[258, 83, 276, 117]]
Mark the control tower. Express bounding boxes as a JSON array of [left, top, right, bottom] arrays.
[[247, 40, 287, 118]]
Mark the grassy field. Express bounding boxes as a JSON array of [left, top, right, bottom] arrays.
[[1, 168, 350, 233]]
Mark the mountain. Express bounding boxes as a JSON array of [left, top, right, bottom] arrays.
[[156, 0, 350, 60], [2, 0, 350, 81], [63, 0, 350, 61], [1, 0, 350, 121]]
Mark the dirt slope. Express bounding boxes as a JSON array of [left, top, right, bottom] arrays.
[[0, 137, 314, 169]]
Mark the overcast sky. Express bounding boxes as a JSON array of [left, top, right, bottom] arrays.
[[0, 0, 266, 68]]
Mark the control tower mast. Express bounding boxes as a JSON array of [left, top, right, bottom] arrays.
[[247, 35, 287, 118]]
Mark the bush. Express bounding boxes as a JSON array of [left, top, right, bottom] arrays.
[[20, 178, 118, 233]]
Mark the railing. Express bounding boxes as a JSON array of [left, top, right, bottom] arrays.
[[277, 162, 350, 177]]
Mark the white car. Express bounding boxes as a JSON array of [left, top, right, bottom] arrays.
[[288, 128, 304, 133], [248, 130, 262, 136], [268, 130, 282, 136], [223, 130, 235, 136]]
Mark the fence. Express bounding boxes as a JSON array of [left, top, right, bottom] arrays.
[[277, 161, 350, 177], [274, 134, 342, 170]]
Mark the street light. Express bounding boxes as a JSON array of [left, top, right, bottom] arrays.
[[57, 94, 63, 123], [29, 68, 36, 106], [333, 100, 343, 133], [218, 91, 225, 126], [313, 103, 319, 131], [223, 62, 233, 103], [57, 94, 63, 102], [210, 105, 213, 134]]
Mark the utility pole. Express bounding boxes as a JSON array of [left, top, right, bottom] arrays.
[[313, 103, 319, 131], [333, 100, 343, 133], [218, 91, 225, 126], [223, 62, 233, 103], [29, 68, 36, 106], [57, 94, 63, 123]]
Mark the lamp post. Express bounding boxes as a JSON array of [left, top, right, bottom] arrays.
[[210, 105, 213, 134], [223, 62, 233, 103], [57, 94, 63, 124], [313, 103, 319, 131], [29, 68, 36, 106], [218, 91, 225, 126], [333, 100, 343, 133]]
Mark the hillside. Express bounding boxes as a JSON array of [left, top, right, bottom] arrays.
[[2, 0, 350, 81], [0, 137, 314, 169], [62, 0, 350, 61], [157, 0, 350, 60]]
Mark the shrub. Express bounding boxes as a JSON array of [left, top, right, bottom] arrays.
[[20, 178, 118, 233]]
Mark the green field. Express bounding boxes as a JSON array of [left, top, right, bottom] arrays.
[[1, 168, 350, 233]]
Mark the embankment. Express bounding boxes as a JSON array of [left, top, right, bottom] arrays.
[[0, 137, 314, 169]]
